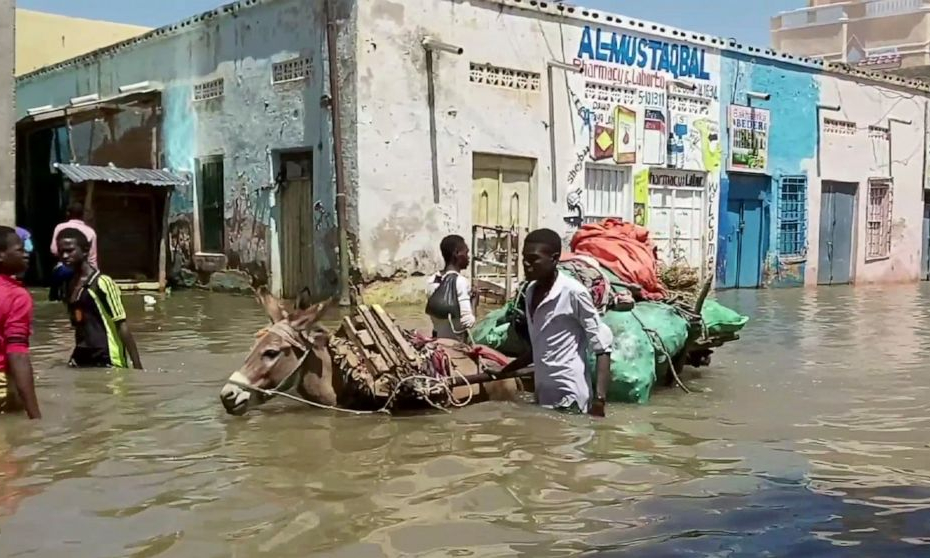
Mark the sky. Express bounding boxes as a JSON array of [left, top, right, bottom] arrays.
[[18, 0, 808, 49]]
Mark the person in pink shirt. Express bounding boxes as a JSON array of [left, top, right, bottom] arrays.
[[51, 202, 98, 268], [0, 226, 41, 419]]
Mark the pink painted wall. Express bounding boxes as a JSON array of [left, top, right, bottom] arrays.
[[808, 74, 927, 285]]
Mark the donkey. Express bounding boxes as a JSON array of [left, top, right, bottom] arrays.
[[220, 288, 523, 416]]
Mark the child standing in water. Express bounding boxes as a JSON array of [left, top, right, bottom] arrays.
[[0, 226, 42, 419], [56, 228, 143, 370]]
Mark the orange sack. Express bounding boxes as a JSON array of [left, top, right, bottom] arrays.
[[569, 218, 667, 301]]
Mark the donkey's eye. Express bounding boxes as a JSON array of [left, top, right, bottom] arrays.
[[262, 349, 281, 360]]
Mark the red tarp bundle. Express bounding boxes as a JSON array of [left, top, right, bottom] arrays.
[[569, 218, 667, 301]]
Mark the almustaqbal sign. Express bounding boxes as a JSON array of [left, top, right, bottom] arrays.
[[576, 25, 712, 80]]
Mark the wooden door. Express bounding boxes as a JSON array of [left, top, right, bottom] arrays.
[[279, 152, 314, 298]]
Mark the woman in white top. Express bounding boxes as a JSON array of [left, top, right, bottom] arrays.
[[425, 235, 478, 342]]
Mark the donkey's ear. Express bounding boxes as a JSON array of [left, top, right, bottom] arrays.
[[254, 287, 287, 323], [289, 299, 331, 331], [296, 287, 314, 311]]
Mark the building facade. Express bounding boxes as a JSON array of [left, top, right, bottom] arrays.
[[15, 10, 150, 76], [14, 0, 930, 299], [772, 0, 930, 79], [718, 52, 928, 288]]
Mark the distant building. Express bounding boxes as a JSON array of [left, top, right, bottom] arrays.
[[772, 0, 930, 79], [13, 0, 930, 299], [0, 0, 13, 222], [15, 9, 149, 76]]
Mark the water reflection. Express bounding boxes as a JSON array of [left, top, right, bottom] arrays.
[[0, 287, 927, 556]]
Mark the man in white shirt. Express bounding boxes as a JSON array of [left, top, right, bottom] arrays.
[[501, 228, 613, 416], [426, 235, 477, 342]]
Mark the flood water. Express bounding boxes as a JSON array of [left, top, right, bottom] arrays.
[[1, 284, 929, 557]]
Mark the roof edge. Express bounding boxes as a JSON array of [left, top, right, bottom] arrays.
[[484, 0, 930, 93], [17, 0, 930, 94], [17, 0, 273, 83]]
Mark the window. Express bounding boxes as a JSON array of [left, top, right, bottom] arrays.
[[469, 63, 540, 91], [584, 165, 629, 222], [273, 57, 311, 84], [777, 175, 807, 258], [194, 78, 224, 102], [823, 118, 856, 135], [198, 156, 225, 253], [866, 180, 893, 259]]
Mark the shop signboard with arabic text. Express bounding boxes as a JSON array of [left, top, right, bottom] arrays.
[[727, 105, 769, 174]]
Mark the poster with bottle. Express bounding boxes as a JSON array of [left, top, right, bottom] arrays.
[[613, 106, 636, 164], [642, 108, 666, 166]]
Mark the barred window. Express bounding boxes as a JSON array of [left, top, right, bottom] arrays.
[[273, 57, 311, 84], [584, 82, 636, 106], [777, 175, 807, 258], [866, 180, 893, 259], [194, 78, 224, 101], [584, 164, 630, 221], [469, 63, 540, 91]]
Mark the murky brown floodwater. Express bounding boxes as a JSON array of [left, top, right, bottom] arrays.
[[1, 284, 929, 557]]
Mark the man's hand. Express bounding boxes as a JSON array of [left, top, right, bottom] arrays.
[[589, 397, 606, 418]]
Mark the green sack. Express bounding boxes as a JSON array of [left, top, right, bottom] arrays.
[[472, 307, 508, 348], [701, 299, 749, 336], [632, 302, 690, 366], [586, 310, 657, 404], [471, 307, 528, 356]]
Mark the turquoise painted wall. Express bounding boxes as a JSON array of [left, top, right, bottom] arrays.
[[718, 53, 820, 288], [15, 0, 349, 295]]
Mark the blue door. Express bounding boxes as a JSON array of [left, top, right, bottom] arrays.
[[722, 175, 769, 289], [922, 194, 930, 280], [817, 181, 856, 285]]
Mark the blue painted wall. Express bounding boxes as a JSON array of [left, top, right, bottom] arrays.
[[717, 53, 820, 288], [15, 0, 355, 295]]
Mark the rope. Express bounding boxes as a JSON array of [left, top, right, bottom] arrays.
[[630, 313, 692, 395]]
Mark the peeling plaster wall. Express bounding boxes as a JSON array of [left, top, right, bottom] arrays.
[[354, 0, 722, 282], [812, 75, 928, 285], [15, 0, 357, 296], [718, 54, 820, 289]]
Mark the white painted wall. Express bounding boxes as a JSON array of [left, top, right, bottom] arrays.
[[353, 0, 722, 281], [811, 74, 927, 284]]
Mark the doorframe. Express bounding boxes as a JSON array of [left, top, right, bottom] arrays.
[[817, 179, 860, 286], [472, 152, 539, 231], [722, 172, 771, 289], [271, 147, 315, 299]]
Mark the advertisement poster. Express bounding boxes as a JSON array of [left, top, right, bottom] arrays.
[[633, 169, 649, 226], [668, 112, 721, 172], [728, 105, 769, 173], [613, 106, 637, 164], [642, 108, 667, 166]]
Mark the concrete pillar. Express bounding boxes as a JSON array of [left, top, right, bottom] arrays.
[[0, 0, 14, 223]]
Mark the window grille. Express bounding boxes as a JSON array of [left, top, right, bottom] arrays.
[[866, 180, 893, 259], [823, 118, 856, 135], [584, 82, 636, 106], [194, 78, 224, 101], [777, 175, 807, 258], [273, 57, 311, 84], [469, 63, 540, 91], [584, 165, 629, 221]]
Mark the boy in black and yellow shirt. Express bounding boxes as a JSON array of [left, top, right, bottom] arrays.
[[55, 228, 143, 370]]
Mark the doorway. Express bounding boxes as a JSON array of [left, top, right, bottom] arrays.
[[721, 174, 770, 289], [817, 181, 857, 285], [278, 151, 314, 298], [922, 190, 930, 281]]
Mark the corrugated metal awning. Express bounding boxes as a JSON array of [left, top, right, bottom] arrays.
[[54, 163, 189, 187]]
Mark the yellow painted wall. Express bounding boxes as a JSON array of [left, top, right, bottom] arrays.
[[16, 9, 150, 76]]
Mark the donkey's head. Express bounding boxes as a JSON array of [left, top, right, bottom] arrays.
[[220, 288, 335, 415]]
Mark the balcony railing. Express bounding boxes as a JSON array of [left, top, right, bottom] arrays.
[[866, 0, 928, 18], [778, 4, 849, 29]]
